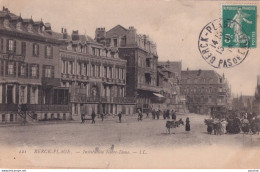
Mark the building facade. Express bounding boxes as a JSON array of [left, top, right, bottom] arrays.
[[181, 70, 231, 115], [157, 61, 187, 112], [0, 7, 70, 123], [59, 29, 135, 118], [95, 25, 161, 112]]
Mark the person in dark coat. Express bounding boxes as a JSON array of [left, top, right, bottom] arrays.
[[156, 110, 160, 120], [152, 109, 156, 119], [185, 117, 190, 133], [118, 112, 122, 123], [81, 113, 85, 124], [138, 109, 143, 121], [100, 113, 104, 122], [91, 110, 96, 124], [171, 110, 176, 120]]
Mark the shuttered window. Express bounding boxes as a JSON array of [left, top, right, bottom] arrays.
[[33, 43, 39, 57], [7, 39, 16, 52], [43, 65, 54, 78], [45, 45, 53, 58], [21, 42, 26, 56]]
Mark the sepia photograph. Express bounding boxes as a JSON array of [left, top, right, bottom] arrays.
[[0, 0, 259, 170]]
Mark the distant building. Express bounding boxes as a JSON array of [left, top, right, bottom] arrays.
[[232, 95, 254, 112], [180, 69, 231, 114], [253, 75, 260, 113], [0, 7, 70, 123], [95, 25, 161, 112]]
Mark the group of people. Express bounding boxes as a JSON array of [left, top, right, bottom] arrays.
[[151, 109, 177, 120], [81, 111, 123, 124]]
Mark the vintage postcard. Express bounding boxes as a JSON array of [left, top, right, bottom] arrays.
[[0, 0, 260, 170]]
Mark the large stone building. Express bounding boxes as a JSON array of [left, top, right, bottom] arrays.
[[180, 69, 231, 114], [95, 25, 161, 112], [0, 7, 70, 123], [57, 29, 135, 118]]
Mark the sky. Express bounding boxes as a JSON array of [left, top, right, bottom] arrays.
[[0, 0, 259, 96]]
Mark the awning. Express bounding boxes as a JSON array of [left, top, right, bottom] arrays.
[[153, 93, 164, 98]]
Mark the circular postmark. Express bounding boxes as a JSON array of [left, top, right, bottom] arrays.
[[198, 19, 249, 68]]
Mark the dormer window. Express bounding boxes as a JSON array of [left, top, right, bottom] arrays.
[[3, 19, 10, 28], [67, 43, 72, 51], [28, 24, 33, 32], [16, 22, 22, 30]]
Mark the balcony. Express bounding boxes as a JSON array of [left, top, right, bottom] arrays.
[[42, 77, 60, 87], [70, 95, 100, 103], [0, 53, 25, 62], [0, 104, 18, 112], [113, 97, 136, 104], [137, 84, 161, 92], [26, 104, 70, 112]]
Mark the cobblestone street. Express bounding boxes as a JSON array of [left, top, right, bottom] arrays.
[[0, 113, 259, 148]]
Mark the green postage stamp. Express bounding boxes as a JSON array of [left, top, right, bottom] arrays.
[[222, 5, 257, 48]]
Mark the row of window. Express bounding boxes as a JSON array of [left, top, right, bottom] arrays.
[[61, 60, 125, 79], [1, 113, 67, 122], [0, 60, 54, 78], [0, 38, 53, 58], [181, 87, 224, 94]]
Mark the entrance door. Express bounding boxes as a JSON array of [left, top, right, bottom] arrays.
[[7, 86, 13, 104]]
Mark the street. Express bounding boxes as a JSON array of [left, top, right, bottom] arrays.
[[0, 113, 259, 148]]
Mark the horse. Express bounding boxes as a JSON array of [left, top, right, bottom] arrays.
[[165, 118, 184, 134]]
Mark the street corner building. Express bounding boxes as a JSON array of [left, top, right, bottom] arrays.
[[95, 25, 179, 113], [180, 69, 232, 115], [0, 7, 71, 123], [59, 29, 135, 118]]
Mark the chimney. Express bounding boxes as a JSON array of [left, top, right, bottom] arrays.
[[61, 28, 64, 33], [72, 30, 79, 41]]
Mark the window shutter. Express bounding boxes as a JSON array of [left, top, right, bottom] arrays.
[[0, 60, 3, 76], [2, 84, 6, 104], [14, 40, 16, 53], [37, 44, 39, 56], [27, 85, 31, 104], [45, 45, 47, 58], [0, 38, 3, 51], [29, 64, 32, 78], [5, 61, 8, 75], [42, 65, 45, 78], [51, 66, 55, 78], [14, 62, 17, 76], [16, 85, 19, 104], [25, 63, 28, 78], [18, 63, 21, 77], [6, 39, 9, 52], [37, 64, 39, 78], [32, 44, 34, 56], [51, 46, 53, 58]]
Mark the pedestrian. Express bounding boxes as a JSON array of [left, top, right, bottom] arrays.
[[81, 113, 85, 124], [138, 109, 143, 121], [171, 110, 176, 120], [156, 110, 160, 120], [152, 109, 156, 119], [185, 117, 190, 133], [163, 110, 166, 120], [118, 112, 122, 123], [100, 113, 104, 122], [91, 110, 96, 124]]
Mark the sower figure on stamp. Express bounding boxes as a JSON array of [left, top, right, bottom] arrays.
[[91, 110, 96, 124], [185, 117, 190, 134], [229, 8, 252, 45]]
